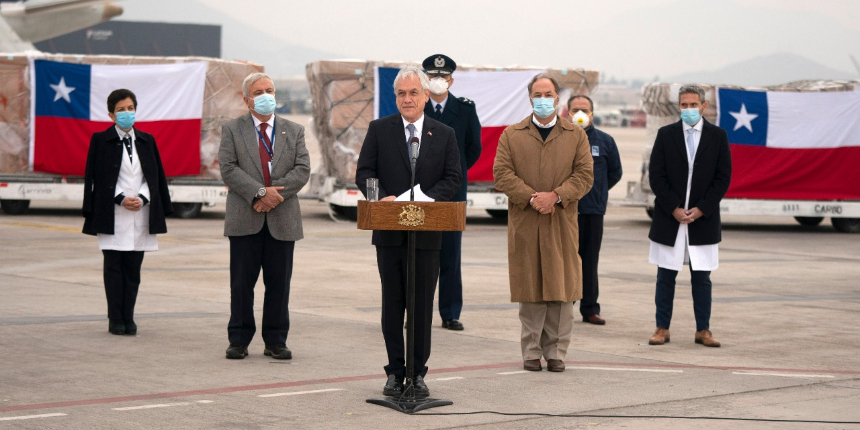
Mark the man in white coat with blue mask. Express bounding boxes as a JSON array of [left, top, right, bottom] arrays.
[[647, 84, 732, 348], [219, 73, 311, 360]]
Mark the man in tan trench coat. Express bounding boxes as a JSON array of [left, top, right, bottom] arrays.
[[493, 73, 594, 373]]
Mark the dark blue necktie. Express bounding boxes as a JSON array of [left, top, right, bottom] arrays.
[[406, 123, 416, 161], [122, 136, 132, 162]]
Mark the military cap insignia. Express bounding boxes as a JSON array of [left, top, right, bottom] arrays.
[[434, 56, 445, 68]]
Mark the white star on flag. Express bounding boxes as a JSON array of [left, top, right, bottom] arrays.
[[50, 77, 76, 103], [729, 103, 758, 132]]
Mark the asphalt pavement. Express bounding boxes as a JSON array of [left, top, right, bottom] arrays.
[[1, 197, 858, 429]]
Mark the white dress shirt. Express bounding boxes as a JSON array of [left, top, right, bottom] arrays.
[[98, 126, 157, 251], [251, 114, 275, 147], [532, 115, 558, 129], [649, 119, 719, 271], [402, 114, 425, 156]]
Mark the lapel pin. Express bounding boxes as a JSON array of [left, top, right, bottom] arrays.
[[281, 131, 286, 135], [427, 131, 433, 136]]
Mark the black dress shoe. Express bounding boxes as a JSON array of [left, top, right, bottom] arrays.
[[225, 343, 248, 359], [547, 359, 566, 372], [442, 319, 464, 330], [523, 359, 542, 371], [108, 320, 125, 335], [264, 344, 292, 360], [413, 375, 430, 397], [124, 320, 137, 335], [382, 374, 404, 396], [582, 314, 606, 325]]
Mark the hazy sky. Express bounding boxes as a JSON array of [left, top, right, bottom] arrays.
[[121, 0, 860, 80]]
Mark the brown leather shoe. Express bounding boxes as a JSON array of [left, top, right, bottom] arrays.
[[523, 359, 542, 371], [695, 329, 721, 347], [648, 327, 670, 345], [582, 314, 606, 325], [546, 359, 565, 372]]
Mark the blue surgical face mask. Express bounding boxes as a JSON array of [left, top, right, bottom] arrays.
[[680, 108, 701, 126], [252, 93, 276, 116], [532, 97, 556, 119], [115, 111, 135, 130]]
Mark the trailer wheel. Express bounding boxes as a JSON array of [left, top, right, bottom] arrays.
[[0, 199, 30, 215], [486, 209, 508, 220], [832, 217, 860, 233], [330, 204, 357, 221], [794, 216, 823, 226], [171, 203, 203, 219]]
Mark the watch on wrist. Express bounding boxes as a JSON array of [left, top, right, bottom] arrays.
[[256, 187, 266, 198]]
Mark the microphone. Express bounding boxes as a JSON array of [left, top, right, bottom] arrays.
[[409, 137, 419, 201]]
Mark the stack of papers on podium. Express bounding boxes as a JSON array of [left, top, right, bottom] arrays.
[[395, 185, 434, 202]]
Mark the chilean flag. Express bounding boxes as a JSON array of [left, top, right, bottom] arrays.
[[29, 59, 206, 176], [717, 87, 860, 200], [374, 67, 543, 182]]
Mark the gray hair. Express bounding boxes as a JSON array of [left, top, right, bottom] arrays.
[[678, 84, 706, 104], [393, 66, 430, 93], [242, 72, 272, 97], [528, 73, 560, 95]]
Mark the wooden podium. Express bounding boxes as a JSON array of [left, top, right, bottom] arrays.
[[357, 200, 466, 232], [358, 200, 465, 414]]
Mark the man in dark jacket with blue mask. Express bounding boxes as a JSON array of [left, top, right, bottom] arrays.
[[568, 95, 622, 325], [422, 54, 482, 331]]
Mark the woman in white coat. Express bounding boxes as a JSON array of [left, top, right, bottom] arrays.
[[82, 89, 173, 335]]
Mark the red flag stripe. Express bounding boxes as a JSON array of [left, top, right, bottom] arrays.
[[33, 117, 201, 177], [726, 144, 860, 200]]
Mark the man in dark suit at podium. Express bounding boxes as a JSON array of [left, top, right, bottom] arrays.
[[356, 66, 462, 398]]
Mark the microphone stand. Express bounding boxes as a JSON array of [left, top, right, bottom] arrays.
[[367, 137, 452, 413]]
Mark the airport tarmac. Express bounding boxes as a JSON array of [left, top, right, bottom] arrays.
[[1, 198, 859, 429], [1, 123, 859, 429]]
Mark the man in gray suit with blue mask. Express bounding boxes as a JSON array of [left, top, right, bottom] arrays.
[[219, 72, 311, 360]]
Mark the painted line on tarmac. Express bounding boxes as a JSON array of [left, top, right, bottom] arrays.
[[569, 366, 683, 373], [3, 360, 858, 414], [732, 372, 835, 379], [497, 370, 529, 375], [112, 400, 212, 411], [113, 402, 192, 411], [0, 413, 67, 421], [258, 388, 344, 398], [429, 377, 464, 381]]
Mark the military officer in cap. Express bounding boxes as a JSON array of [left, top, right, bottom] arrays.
[[422, 54, 482, 331]]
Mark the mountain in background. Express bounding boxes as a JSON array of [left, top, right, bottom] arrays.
[[117, 0, 341, 77], [666, 52, 859, 87]]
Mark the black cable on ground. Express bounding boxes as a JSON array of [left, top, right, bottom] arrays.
[[413, 410, 860, 425]]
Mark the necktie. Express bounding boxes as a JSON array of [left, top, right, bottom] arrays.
[[406, 123, 417, 161], [686, 128, 696, 162], [122, 136, 133, 163], [435, 103, 442, 119], [258, 123, 272, 186]]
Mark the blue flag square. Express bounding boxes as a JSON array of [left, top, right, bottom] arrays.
[[34, 60, 91, 120], [377, 67, 400, 118], [718, 88, 768, 146]]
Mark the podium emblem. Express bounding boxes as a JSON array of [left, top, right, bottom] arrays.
[[398, 204, 425, 227]]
